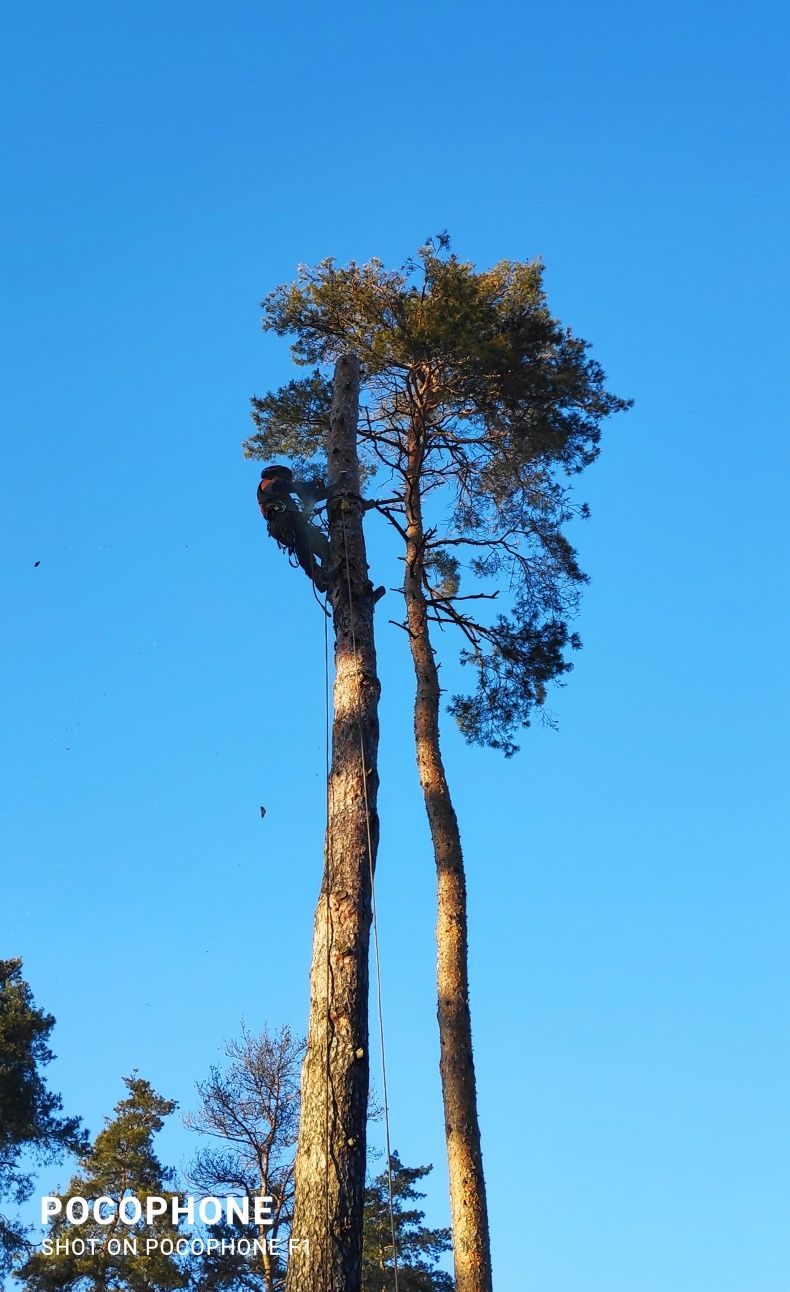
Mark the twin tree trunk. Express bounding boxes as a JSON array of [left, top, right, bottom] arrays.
[[286, 355, 381, 1292], [404, 458, 494, 1292], [286, 361, 491, 1292]]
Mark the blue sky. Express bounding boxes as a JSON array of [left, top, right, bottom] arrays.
[[2, 1, 789, 1288]]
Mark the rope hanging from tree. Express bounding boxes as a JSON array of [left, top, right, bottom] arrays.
[[317, 499, 400, 1291]]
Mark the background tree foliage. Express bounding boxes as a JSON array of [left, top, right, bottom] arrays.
[[184, 1024, 453, 1292], [0, 958, 87, 1278], [362, 1153, 453, 1292], [184, 1024, 304, 1292], [20, 1076, 186, 1292]]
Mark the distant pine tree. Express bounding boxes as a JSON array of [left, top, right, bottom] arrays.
[[362, 1154, 453, 1292], [20, 1076, 187, 1291], [0, 958, 87, 1277]]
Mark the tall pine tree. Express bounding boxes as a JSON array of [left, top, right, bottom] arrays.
[[284, 356, 383, 1292], [245, 236, 630, 1292]]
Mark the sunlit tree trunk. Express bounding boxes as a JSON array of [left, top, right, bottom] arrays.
[[286, 355, 381, 1292], [259, 1184, 275, 1292], [403, 440, 493, 1292]]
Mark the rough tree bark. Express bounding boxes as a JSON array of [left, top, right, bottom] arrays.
[[403, 444, 494, 1292], [286, 354, 381, 1292]]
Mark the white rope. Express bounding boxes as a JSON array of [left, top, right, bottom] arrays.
[[340, 507, 400, 1292]]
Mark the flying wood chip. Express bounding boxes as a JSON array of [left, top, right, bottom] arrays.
[[259, 806, 267, 819]]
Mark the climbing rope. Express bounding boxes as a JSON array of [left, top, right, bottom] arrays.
[[323, 589, 332, 1292], [339, 504, 401, 1292]]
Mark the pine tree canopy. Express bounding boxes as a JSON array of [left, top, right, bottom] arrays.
[[245, 235, 631, 754], [362, 1153, 453, 1292], [0, 958, 87, 1276], [19, 1075, 187, 1292]]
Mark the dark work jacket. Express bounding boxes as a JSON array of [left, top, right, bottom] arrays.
[[257, 475, 327, 517]]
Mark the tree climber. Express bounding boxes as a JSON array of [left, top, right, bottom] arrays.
[[257, 464, 331, 590]]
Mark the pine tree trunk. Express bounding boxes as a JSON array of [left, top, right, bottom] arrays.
[[261, 1241, 274, 1292], [260, 1209, 274, 1292], [286, 354, 381, 1292], [403, 462, 494, 1292]]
